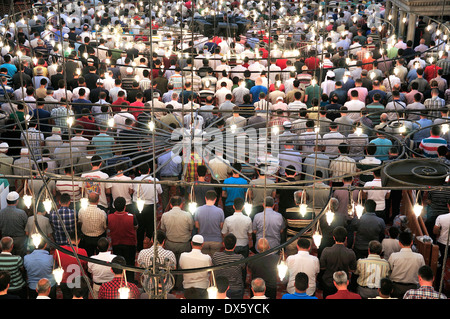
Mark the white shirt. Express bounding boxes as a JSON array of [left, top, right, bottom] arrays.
[[81, 171, 112, 208], [344, 99, 366, 121], [222, 212, 253, 246], [286, 250, 320, 296], [179, 248, 212, 289], [435, 213, 450, 246], [109, 175, 133, 206], [363, 178, 390, 211], [132, 175, 162, 205], [88, 251, 116, 284]]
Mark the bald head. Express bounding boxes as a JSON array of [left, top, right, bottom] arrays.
[[36, 278, 51, 295], [88, 192, 100, 204], [257, 238, 270, 252]]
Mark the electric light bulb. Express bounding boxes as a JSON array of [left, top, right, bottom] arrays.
[[80, 197, 89, 209], [355, 203, 364, 218], [67, 116, 74, 127], [272, 126, 279, 135], [413, 203, 423, 218], [31, 233, 42, 248], [53, 267, 64, 285], [207, 286, 218, 299], [188, 202, 197, 214], [326, 210, 334, 226], [118, 286, 130, 299], [43, 198, 52, 213], [148, 121, 155, 131], [244, 203, 252, 215], [230, 124, 237, 133], [299, 204, 308, 217], [355, 127, 363, 136], [23, 194, 32, 209], [277, 260, 288, 280], [313, 231, 322, 247], [137, 198, 145, 213], [442, 124, 449, 134], [399, 125, 406, 134]]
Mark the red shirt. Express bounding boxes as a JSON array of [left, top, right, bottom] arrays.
[[98, 276, 141, 299], [424, 65, 442, 82], [112, 98, 130, 112], [76, 115, 98, 139], [276, 58, 288, 70], [326, 289, 362, 299], [305, 56, 320, 71], [129, 101, 145, 119], [108, 211, 138, 247], [54, 246, 88, 284]]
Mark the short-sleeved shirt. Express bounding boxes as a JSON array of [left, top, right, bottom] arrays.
[[435, 213, 450, 246], [222, 177, 248, 207], [194, 204, 224, 242], [222, 212, 253, 246], [252, 208, 285, 252], [0, 252, 26, 291]]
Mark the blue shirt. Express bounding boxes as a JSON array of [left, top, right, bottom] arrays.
[[23, 249, 57, 289], [0, 63, 17, 78], [371, 137, 393, 161], [157, 151, 182, 177], [282, 292, 318, 299], [222, 177, 248, 207], [413, 118, 433, 142], [92, 133, 115, 159], [250, 85, 268, 104], [194, 204, 225, 242]]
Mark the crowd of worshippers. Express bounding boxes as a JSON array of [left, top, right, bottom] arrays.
[[0, 0, 449, 300]]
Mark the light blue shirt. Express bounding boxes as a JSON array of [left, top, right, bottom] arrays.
[[252, 208, 285, 252], [194, 205, 225, 242], [23, 249, 57, 289]]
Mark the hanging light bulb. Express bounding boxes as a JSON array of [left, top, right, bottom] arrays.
[[355, 127, 363, 136], [23, 194, 32, 209], [118, 286, 130, 299], [299, 203, 308, 217], [244, 202, 252, 215], [313, 230, 322, 247], [355, 203, 364, 219], [399, 125, 406, 134], [413, 203, 423, 218], [442, 124, 449, 134], [277, 259, 288, 280], [148, 121, 155, 131], [67, 116, 74, 127], [188, 202, 197, 215], [326, 209, 334, 226], [107, 117, 115, 128], [136, 198, 145, 213], [31, 233, 42, 248], [230, 124, 237, 133], [53, 267, 64, 285], [80, 197, 89, 210], [207, 286, 218, 299], [43, 198, 52, 213], [272, 126, 280, 135]]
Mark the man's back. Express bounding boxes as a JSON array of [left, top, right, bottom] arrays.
[[320, 244, 357, 287]]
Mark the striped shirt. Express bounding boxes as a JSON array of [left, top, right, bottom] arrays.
[[403, 285, 447, 299], [49, 207, 78, 245], [137, 245, 176, 269], [419, 135, 447, 158], [50, 106, 74, 132], [424, 96, 446, 120], [212, 250, 245, 290], [0, 252, 26, 291], [55, 180, 83, 201], [355, 254, 390, 289], [329, 155, 357, 178]]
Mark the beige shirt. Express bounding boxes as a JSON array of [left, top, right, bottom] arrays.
[[160, 206, 194, 243], [78, 204, 107, 237], [208, 157, 231, 182], [388, 248, 425, 285]]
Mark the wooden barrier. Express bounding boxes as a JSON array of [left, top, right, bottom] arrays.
[[402, 190, 439, 275]]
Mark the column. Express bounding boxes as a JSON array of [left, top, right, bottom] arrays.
[[385, 0, 392, 21], [391, 5, 398, 30], [406, 13, 417, 43], [398, 11, 407, 38]]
